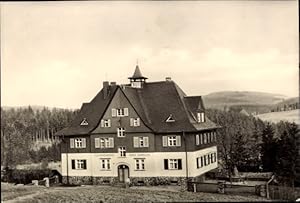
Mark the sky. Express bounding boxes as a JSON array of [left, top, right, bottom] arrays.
[[1, 1, 298, 109]]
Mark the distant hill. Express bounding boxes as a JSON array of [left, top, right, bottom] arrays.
[[202, 91, 288, 114], [271, 97, 299, 111], [1, 105, 76, 111]]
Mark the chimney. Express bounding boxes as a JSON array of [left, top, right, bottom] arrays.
[[166, 77, 172, 82], [110, 82, 116, 86], [103, 81, 109, 99]]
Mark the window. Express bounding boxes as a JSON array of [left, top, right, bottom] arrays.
[[213, 132, 217, 142], [117, 108, 124, 116], [133, 137, 149, 148], [162, 136, 181, 147], [112, 108, 129, 117], [203, 133, 207, 144], [80, 118, 88, 126], [207, 133, 210, 143], [117, 128, 125, 137], [200, 156, 203, 168], [168, 136, 177, 146], [130, 118, 140, 127], [135, 159, 145, 170], [210, 153, 214, 163], [164, 159, 182, 170], [95, 137, 114, 148], [70, 138, 86, 149], [119, 147, 126, 157], [200, 134, 203, 144], [197, 112, 205, 123], [101, 119, 111, 128], [100, 159, 111, 170], [195, 134, 200, 145], [71, 160, 87, 170]]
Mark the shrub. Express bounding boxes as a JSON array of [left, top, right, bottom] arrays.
[[2, 169, 52, 184]]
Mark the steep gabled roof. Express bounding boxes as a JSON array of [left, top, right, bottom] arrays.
[[56, 80, 219, 136], [55, 86, 118, 136]]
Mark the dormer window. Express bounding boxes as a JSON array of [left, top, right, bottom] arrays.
[[80, 118, 89, 126], [197, 112, 205, 123], [166, 114, 175, 123]]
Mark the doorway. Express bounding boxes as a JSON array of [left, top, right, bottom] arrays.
[[118, 164, 129, 183]]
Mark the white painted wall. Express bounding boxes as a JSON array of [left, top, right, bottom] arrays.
[[61, 146, 218, 178]]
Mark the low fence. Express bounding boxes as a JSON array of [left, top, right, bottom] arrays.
[[187, 181, 265, 197], [269, 185, 296, 201]]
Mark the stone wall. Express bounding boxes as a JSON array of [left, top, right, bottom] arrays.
[[62, 176, 194, 190]]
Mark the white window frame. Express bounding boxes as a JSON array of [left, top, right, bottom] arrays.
[[197, 112, 205, 123], [104, 119, 111, 128], [117, 127, 125, 137], [168, 136, 177, 146], [119, 146, 126, 157], [76, 160, 86, 170], [169, 159, 178, 170], [133, 118, 140, 127], [100, 159, 111, 170], [75, 138, 84, 148], [117, 108, 125, 117], [135, 159, 145, 170]]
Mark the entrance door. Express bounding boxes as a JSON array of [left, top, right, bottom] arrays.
[[118, 165, 129, 182]]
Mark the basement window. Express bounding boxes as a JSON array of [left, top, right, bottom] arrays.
[[80, 118, 89, 126]]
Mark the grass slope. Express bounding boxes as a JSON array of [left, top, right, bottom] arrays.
[[1, 183, 270, 202], [255, 109, 300, 124]]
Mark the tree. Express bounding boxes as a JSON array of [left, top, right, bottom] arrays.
[[275, 122, 299, 186], [261, 122, 278, 172]]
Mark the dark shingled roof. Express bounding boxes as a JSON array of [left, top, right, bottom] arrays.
[[55, 80, 218, 136], [55, 85, 118, 136]]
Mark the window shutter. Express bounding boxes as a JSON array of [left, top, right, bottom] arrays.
[[164, 159, 168, 170], [100, 119, 105, 127], [178, 159, 182, 170], [95, 138, 100, 148], [137, 118, 140, 126], [196, 134, 199, 145], [82, 138, 86, 148], [83, 160, 87, 169], [214, 132, 217, 142], [124, 108, 129, 116], [133, 137, 139, 148], [71, 160, 75, 169], [112, 108, 117, 117], [207, 133, 210, 143], [108, 119, 111, 127], [144, 137, 149, 147], [70, 138, 74, 148], [200, 157, 203, 167], [200, 134, 203, 144], [162, 136, 168, 147], [176, 136, 181, 146], [201, 112, 205, 122], [196, 158, 199, 168], [130, 118, 134, 126], [109, 137, 114, 148]]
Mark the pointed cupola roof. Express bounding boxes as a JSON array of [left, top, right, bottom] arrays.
[[128, 65, 148, 80]]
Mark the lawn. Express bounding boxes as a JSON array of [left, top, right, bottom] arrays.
[[1, 183, 271, 203], [255, 109, 300, 124]]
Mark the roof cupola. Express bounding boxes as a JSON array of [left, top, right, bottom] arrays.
[[128, 64, 147, 88]]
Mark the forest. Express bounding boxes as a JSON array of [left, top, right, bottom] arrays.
[[1, 106, 299, 186]]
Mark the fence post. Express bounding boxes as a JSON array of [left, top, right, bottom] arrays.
[[193, 183, 196, 192], [43, 177, 49, 187]]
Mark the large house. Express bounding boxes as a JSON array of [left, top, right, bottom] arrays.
[[56, 66, 219, 187]]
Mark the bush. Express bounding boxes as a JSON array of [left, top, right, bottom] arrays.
[[2, 169, 52, 184]]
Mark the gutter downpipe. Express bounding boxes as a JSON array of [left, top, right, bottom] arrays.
[[266, 175, 275, 199], [183, 131, 189, 190]]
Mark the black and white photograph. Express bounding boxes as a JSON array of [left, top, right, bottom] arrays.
[[1, 1, 299, 202]]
